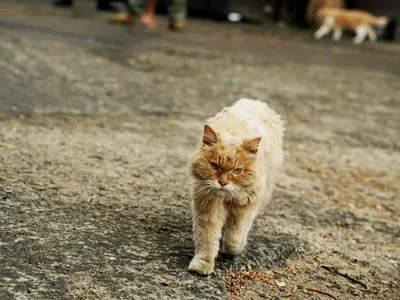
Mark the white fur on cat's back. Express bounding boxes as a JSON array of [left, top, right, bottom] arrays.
[[228, 98, 281, 136], [210, 98, 284, 168]]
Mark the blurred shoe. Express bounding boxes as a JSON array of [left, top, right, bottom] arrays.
[[97, 0, 119, 12], [53, 0, 73, 7], [109, 12, 136, 24], [168, 20, 184, 31]]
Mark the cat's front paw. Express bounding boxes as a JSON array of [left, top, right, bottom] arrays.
[[314, 33, 323, 40], [188, 257, 214, 275]]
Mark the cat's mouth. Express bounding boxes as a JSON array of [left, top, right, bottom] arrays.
[[219, 186, 231, 192]]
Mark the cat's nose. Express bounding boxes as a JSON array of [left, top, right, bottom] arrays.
[[218, 179, 228, 187]]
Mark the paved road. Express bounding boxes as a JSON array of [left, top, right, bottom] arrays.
[[0, 2, 399, 300]]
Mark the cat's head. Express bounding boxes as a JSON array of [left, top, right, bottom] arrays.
[[191, 125, 261, 195]]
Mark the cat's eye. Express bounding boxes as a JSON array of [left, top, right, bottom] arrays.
[[233, 168, 243, 174], [210, 162, 218, 170]]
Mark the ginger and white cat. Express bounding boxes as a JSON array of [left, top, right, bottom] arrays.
[[188, 99, 284, 275], [314, 8, 389, 44]]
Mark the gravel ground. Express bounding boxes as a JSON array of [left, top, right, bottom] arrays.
[[0, 2, 399, 299]]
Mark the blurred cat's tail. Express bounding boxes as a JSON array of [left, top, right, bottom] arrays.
[[371, 16, 389, 25]]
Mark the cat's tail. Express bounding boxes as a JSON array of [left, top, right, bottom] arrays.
[[371, 16, 389, 25]]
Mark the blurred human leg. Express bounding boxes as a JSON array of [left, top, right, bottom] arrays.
[[167, 0, 187, 30]]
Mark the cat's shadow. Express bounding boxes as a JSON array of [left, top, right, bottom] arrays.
[[136, 208, 307, 275]]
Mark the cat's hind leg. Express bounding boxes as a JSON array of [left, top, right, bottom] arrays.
[[333, 27, 343, 41], [354, 26, 368, 44], [189, 198, 226, 275], [367, 26, 377, 42], [222, 203, 258, 256]]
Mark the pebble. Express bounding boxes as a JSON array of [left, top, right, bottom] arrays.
[[352, 290, 364, 297], [276, 281, 286, 287], [162, 280, 171, 286]]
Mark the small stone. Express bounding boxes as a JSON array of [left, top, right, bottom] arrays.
[[352, 290, 364, 297], [384, 253, 394, 260], [162, 280, 171, 286], [276, 281, 286, 287], [93, 212, 101, 217], [346, 203, 356, 209]]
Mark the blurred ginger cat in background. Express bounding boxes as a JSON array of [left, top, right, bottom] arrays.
[[188, 99, 284, 275], [314, 8, 389, 44]]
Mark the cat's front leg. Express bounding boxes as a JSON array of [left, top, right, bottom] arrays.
[[314, 24, 332, 40], [222, 203, 258, 256], [189, 198, 226, 275]]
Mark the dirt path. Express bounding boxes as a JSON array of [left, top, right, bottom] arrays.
[[0, 2, 399, 300]]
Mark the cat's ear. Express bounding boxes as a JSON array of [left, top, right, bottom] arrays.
[[203, 125, 218, 146], [242, 137, 261, 154]]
